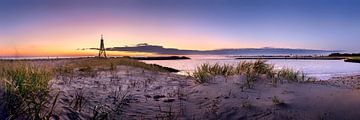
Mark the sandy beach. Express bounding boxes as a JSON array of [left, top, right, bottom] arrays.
[[2, 0, 360, 119], [1, 58, 360, 120]]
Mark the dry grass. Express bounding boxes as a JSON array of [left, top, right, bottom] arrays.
[[156, 104, 178, 120], [192, 59, 310, 85], [192, 63, 235, 84], [63, 57, 178, 73], [234, 60, 274, 75], [244, 68, 257, 88], [0, 57, 178, 119], [192, 64, 213, 84], [0, 62, 56, 119], [91, 105, 110, 120], [71, 89, 86, 112], [272, 96, 285, 106], [241, 100, 252, 109]]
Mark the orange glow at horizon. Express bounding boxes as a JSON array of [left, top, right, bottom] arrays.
[[0, 15, 294, 57], [0, 25, 250, 56], [0, 47, 157, 57]]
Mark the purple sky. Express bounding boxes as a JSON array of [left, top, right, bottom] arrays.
[[0, 0, 359, 56]]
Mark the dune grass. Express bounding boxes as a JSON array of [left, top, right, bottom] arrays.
[[192, 64, 213, 84], [0, 62, 56, 119], [277, 68, 304, 82], [0, 57, 178, 119], [272, 96, 285, 105], [233, 60, 274, 75], [71, 89, 86, 112], [56, 57, 178, 74], [52, 57, 179, 81], [192, 59, 309, 85], [91, 105, 110, 120], [192, 63, 234, 84], [241, 101, 252, 109]]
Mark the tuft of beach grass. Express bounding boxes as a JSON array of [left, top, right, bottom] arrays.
[[192, 59, 309, 85], [0, 63, 56, 119]]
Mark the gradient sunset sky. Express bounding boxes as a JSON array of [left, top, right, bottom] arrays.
[[1, 0, 360, 56]]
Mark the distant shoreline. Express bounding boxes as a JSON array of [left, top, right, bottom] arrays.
[[130, 56, 191, 60], [234, 56, 344, 60], [1, 55, 359, 64], [0, 56, 191, 61], [234, 55, 360, 64]]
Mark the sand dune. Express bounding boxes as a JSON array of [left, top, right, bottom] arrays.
[[49, 65, 360, 120], [1, 58, 360, 120]]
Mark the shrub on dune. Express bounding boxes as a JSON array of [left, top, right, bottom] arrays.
[[252, 59, 273, 75], [277, 68, 301, 82], [192, 59, 309, 85], [192, 64, 213, 84], [234, 61, 253, 75], [192, 63, 235, 84]]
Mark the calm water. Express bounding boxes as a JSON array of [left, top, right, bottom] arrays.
[[143, 55, 360, 80]]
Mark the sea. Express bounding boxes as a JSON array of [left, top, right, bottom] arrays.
[[1, 55, 359, 80], [142, 55, 360, 80]]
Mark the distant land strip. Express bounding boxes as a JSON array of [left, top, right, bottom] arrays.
[[345, 58, 360, 63], [130, 56, 190, 60], [235, 56, 344, 60], [0, 56, 190, 61], [234, 53, 360, 64], [87, 43, 338, 55]]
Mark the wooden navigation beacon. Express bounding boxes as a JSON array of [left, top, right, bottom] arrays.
[[98, 34, 107, 58]]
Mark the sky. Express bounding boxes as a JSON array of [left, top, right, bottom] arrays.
[[0, 0, 359, 56]]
